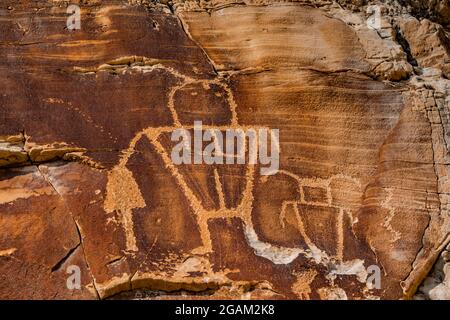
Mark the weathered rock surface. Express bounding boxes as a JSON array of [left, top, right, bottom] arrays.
[[0, 0, 449, 300], [397, 17, 450, 78], [415, 243, 450, 300], [398, 0, 450, 27]]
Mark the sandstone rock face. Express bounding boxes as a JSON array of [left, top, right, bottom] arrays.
[[415, 243, 450, 300], [397, 17, 450, 78], [0, 0, 449, 300], [398, 0, 450, 27]]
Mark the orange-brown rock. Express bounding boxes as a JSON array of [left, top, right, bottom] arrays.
[[0, 0, 449, 300], [397, 17, 450, 78]]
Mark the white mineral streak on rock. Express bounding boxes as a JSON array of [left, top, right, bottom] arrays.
[[243, 224, 303, 265]]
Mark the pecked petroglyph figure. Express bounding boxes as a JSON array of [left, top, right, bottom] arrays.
[[102, 58, 379, 294]]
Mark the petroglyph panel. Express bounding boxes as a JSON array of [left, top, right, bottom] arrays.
[[1, 0, 449, 300]]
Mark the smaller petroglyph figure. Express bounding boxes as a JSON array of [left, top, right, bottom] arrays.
[[66, 4, 81, 31], [171, 121, 280, 176]]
